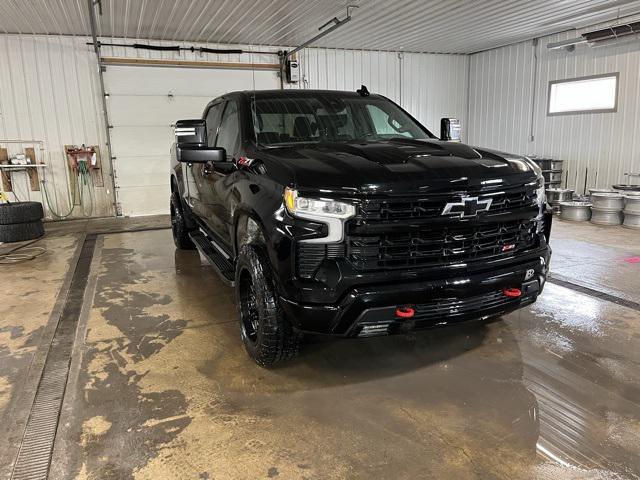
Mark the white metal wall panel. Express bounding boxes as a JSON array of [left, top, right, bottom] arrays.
[[104, 65, 279, 216], [296, 48, 469, 138], [468, 19, 640, 193], [1, 34, 469, 219], [0, 35, 114, 219], [401, 52, 469, 138]]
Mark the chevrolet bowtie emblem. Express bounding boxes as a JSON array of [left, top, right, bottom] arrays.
[[442, 196, 493, 218]]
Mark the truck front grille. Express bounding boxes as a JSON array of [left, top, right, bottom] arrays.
[[348, 219, 538, 271], [358, 184, 538, 222], [295, 184, 541, 277]]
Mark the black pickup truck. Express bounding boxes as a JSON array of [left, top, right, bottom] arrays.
[[170, 88, 552, 366]]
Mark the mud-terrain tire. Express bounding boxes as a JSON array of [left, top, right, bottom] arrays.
[[0, 220, 45, 243], [235, 244, 301, 366], [170, 192, 195, 250], [0, 201, 43, 224]]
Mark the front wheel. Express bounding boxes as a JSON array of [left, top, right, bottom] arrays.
[[170, 192, 194, 250], [235, 244, 301, 366]]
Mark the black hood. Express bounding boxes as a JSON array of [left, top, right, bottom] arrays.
[[259, 138, 538, 195]]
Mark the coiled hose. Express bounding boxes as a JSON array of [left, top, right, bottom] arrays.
[[42, 163, 94, 219]]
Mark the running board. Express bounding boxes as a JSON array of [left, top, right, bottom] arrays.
[[189, 230, 235, 286]]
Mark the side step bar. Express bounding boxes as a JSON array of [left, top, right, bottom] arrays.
[[189, 230, 235, 285]]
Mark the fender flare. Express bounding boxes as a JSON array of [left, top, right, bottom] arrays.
[[232, 207, 268, 259]]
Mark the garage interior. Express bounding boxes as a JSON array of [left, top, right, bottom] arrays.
[[1, 1, 640, 479]]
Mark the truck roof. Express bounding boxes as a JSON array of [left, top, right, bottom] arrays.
[[235, 89, 382, 99]]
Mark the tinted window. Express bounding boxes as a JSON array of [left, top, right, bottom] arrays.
[[205, 103, 224, 147], [216, 101, 240, 157], [251, 94, 431, 146], [366, 104, 411, 137]]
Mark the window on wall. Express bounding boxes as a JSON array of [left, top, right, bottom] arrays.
[[548, 73, 619, 115]]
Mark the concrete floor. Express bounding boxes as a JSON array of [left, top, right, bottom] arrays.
[[1, 217, 639, 479]]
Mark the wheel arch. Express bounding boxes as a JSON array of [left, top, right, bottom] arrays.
[[233, 208, 268, 259]]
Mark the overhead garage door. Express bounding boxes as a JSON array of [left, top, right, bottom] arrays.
[[104, 66, 279, 216]]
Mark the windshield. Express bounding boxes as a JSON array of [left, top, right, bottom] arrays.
[[250, 93, 433, 146]]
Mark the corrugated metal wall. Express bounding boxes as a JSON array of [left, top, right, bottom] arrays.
[[294, 49, 469, 136], [100, 40, 469, 138], [0, 34, 114, 219], [468, 20, 640, 193], [0, 34, 469, 219]]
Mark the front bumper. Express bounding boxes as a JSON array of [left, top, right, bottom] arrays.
[[280, 250, 550, 336]]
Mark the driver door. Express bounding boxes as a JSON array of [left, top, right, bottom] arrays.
[[198, 100, 240, 246], [188, 102, 224, 220]]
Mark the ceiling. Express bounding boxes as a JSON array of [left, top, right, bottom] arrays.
[[0, 0, 640, 54]]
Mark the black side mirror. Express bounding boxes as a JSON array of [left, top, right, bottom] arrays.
[[175, 119, 206, 146], [440, 117, 461, 142], [177, 145, 226, 163], [174, 118, 226, 163]]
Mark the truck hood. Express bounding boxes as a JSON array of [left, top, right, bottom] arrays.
[[259, 138, 538, 195]]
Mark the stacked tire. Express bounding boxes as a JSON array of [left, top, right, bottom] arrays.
[[0, 202, 45, 243]]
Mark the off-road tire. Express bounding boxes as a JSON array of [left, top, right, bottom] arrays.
[[0, 220, 44, 243], [0, 201, 44, 224], [170, 192, 194, 250], [235, 244, 301, 366]]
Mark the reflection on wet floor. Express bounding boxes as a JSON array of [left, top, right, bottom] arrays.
[[46, 228, 640, 480], [518, 286, 640, 479]]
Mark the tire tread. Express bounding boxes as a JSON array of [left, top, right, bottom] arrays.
[[235, 245, 301, 366], [0, 202, 44, 225]]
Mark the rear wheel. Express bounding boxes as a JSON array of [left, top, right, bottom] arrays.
[[170, 192, 194, 250], [235, 244, 301, 366]]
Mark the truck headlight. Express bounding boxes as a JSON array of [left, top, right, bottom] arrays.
[[284, 187, 355, 243]]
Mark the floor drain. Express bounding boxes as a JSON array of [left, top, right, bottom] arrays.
[[11, 235, 97, 480]]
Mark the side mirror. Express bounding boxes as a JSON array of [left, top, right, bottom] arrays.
[[175, 119, 206, 146], [174, 118, 226, 163], [177, 145, 226, 163], [440, 117, 461, 142]]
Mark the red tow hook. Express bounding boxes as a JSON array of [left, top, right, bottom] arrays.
[[395, 306, 415, 318], [502, 287, 522, 298]]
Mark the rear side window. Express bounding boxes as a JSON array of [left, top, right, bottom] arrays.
[[216, 101, 240, 157]]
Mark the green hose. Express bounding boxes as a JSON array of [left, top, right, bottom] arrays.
[[42, 175, 76, 219], [78, 162, 94, 217], [42, 161, 95, 219]]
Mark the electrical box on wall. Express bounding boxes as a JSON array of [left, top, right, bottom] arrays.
[[286, 59, 300, 83], [440, 118, 461, 142]]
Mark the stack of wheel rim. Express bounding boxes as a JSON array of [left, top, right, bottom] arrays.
[[558, 201, 592, 222], [0, 202, 45, 243], [590, 193, 624, 226], [589, 188, 617, 197], [546, 188, 574, 213], [623, 192, 640, 229], [531, 158, 564, 188]]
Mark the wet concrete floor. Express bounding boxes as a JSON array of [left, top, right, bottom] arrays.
[[2, 218, 640, 479], [0, 233, 82, 479]]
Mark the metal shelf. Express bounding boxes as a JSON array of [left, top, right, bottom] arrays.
[[0, 164, 47, 169]]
